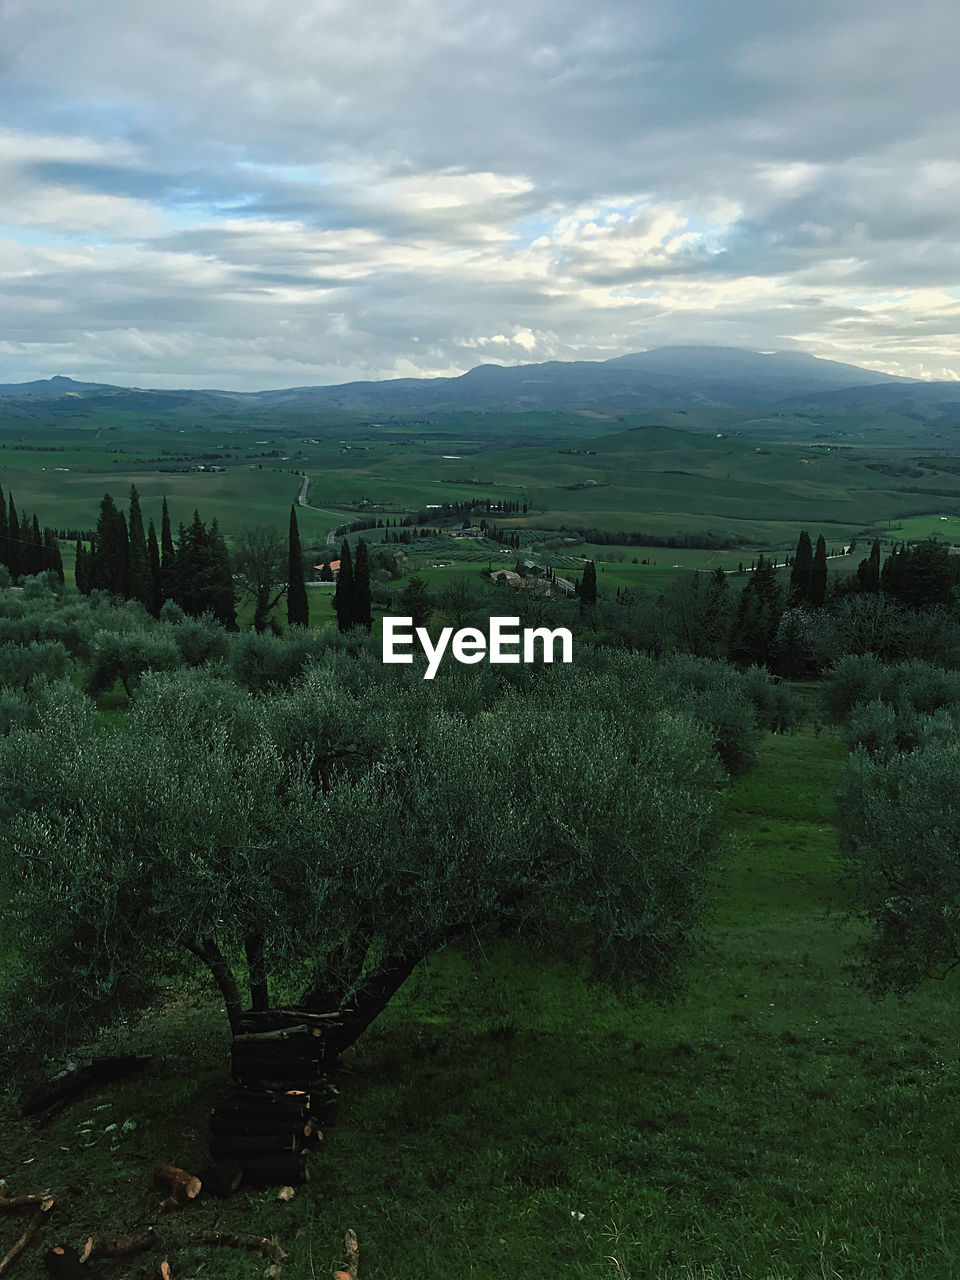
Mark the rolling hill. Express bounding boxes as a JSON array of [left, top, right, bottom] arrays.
[[0, 346, 922, 417]]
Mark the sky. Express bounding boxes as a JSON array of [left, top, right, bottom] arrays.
[[1, 0, 959, 390]]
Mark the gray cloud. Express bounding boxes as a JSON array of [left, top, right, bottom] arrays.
[[0, 0, 957, 387]]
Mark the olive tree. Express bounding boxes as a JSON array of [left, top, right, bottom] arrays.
[[0, 658, 724, 1077], [838, 738, 960, 994]]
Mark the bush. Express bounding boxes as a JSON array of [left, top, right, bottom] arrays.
[[87, 628, 184, 696], [0, 640, 71, 688], [838, 738, 960, 994], [170, 614, 230, 666]]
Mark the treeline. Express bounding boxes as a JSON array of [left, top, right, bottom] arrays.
[[0, 483, 63, 583], [650, 531, 960, 676], [335, 499, 528, 538], [564, 527, 746, 550], [75, 488, 237, 628]]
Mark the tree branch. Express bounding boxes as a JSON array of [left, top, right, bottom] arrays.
[[182, 937, 243, 1034], [244, 932, 269, 1012]]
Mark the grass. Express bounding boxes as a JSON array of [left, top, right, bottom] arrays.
[[874, 512, 960, 543], [6, 414, 960, 551], [7, 727, 960, 1277]]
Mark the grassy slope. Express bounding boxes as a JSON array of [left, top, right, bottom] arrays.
[[313, 731, 960, 1279], [6, 416, 960, 549], [6, 733, 960, 1279]]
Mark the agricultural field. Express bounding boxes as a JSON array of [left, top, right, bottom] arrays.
[[6, 409, 960, 562]]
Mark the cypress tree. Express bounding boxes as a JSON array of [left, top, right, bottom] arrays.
[[176, 511, 213, 617], [75, 537, 90, 594], [42, 529, 63, 581], [332, 539, 354, 633], [352, 538, 372, 632], [208, 519, 238, 630], [147, 520, 162, 616], [856, 538, 881, 592], [729, 554, 784, 666], [810, 535, 828, 607], [91, 494, 128, 595], [160, 497, 176, 604], [116, 513, 130, 597], [580, 560, 597, 610], [789, 531, 813, 605], [8, 496, 20, 582], [127, 485, 150, 609], [24, 515, 43, 577], [0, 485, 7, 574], [287, 506, 309, 628]]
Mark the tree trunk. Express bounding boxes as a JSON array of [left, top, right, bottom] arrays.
[[244, 933, 268, 1012], [323, 952, 423, 1057], [182, 937, 242, 1035]]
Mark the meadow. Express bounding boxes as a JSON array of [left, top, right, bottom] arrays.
[[6, 408, 960, 563]]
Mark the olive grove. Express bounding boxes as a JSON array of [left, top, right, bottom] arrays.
[[0, 619, 789, 1079]]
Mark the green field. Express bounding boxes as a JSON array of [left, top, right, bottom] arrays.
[[6, 411, 960, 556], [875, 512, 960, 543]]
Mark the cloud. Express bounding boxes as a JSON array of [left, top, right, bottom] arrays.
[[0, 0, 957, 386]]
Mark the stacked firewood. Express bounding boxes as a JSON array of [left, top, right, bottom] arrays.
[[209, 1007, 340, 1189]]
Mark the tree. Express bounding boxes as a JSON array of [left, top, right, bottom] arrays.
[[729, 555, 784, 666], [147, 520, 163, 616], [397, 574, 431, 629], [789, 531, 813, 605], [810, 535, 828, 608], [7, 495, 20, 582], [24, 515, 44, 578], [770, 607, 837, 677], [580, 561, 597, 612], [856, 538, 881, 593], [174, 511, 216, 618], [159, 497, 177, 607], [659, 570, 733, 658], [0, 484, 7, 576], [286, 507, 309, 629], [75, 538, 91, 594], [208, 520, 239, 631], [232, 524, 287, 633], [127, 485, 151, 609], [42, 527, 64, 582], [838, 737, 960, 995], [332, 539, 354, 633], [352, 539, 372, 632], [91, 494, 129, 596], [0, 660, 726, 1076]]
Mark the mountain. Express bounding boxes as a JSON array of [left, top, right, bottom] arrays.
[[0, 375, 123, 397], [0, 347, 929, 415], [245, 346, 915, 412]]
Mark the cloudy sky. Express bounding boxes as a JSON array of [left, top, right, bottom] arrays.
[[1, 0, 959, 389]]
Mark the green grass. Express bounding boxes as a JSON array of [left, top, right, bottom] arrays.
[[874, 512, 960, 543], [8, 729, 960, 1278], [302, 730, 960, 1278], [7, 413, 960, 552]]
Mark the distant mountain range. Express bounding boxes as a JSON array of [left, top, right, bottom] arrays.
[[2, 345, 958, 416]]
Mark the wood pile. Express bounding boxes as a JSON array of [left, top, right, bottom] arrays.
[[209, 1006, 340, 1189]]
